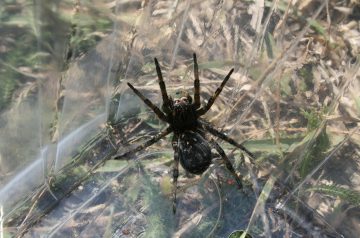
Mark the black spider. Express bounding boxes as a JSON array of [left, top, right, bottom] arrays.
[[113, 53, 255, 213]]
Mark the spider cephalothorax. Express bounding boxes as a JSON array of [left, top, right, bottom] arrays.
[[171, 94, 197, 132], [113, 53, 254, 213]]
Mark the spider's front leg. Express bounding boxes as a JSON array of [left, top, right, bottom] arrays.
[[193, 53, 201, 109], [210, 140, 243, 189], [127, 83, 168, 122], [196, 68, 234, 116], [154, 58, 172, 114]]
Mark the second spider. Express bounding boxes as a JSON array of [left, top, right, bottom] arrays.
[[113, 53, 255, 213]]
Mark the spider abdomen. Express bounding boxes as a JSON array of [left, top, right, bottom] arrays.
[[178, 131, 212, 175]]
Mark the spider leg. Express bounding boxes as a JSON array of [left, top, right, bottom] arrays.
[[112, 126, 172, 160], [196, 68, 234, 116], [154, 58, 172, 113], [210, 140, 242, 189], [127, 83, 168, 122], [193, 53, 201, 109], [201, 121, 255, 161], [172, 134, 180, 214]]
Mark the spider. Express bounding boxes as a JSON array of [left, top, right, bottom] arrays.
[[113, 53, 255, 213]]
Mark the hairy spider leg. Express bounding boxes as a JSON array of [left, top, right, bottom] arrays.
[[210, 140, 242, 189], [127, 83, 168, 122], [112, 127, 172, 160], [193, 53, 201, 109], [196, 68, 234, 116], [201, 121, 255, 161], [172, 134, 180, 214], [154, 58, 172, 113]]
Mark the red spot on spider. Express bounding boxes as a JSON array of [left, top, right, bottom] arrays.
[[122, 229, 130, 235]]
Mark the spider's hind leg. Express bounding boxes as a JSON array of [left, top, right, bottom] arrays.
[[112, 127, 172, 160], [211, 140, 242, 189], [172, 134, 180, 214], [202, 121, 255, 162]]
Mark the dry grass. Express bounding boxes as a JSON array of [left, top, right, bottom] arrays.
[[1, 0, 360, 237]]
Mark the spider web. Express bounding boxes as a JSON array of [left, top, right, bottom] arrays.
[[1, 0, 360, 237]]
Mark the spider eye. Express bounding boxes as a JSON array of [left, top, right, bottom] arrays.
[[181, 97, 188, 102]]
